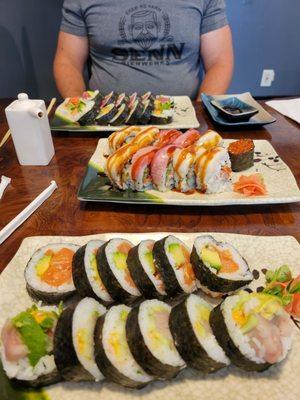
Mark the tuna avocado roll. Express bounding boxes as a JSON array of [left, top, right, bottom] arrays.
[[228, 139, 254, 172], [150, 95, 174, 125], [0, 304, 61, 387], [72, 240, 113, 304], [126, 300, 185, 379], [169, 294, 229, 372], [126, 99, 144, 125], [110, 103, 129, 126], [96, 238, 141, 303], [210, 291, 293, 372], [94, 304, 153, 388], [100, 91, 118, 108], [95, 104, 118, 125], [54, 298, 106, 381], [138, 99, 154, 125], [25, 243, 79, 303], [191, 235, 253, 297], [153, 236, 197, 297], [127, 240, 166, 298], [53, 95, 98, 126]]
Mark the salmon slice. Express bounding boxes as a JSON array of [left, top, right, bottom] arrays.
[[41, 248, 75, 287], [218, 249, 239, 273]]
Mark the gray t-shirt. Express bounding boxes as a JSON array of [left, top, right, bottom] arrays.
[[60, 0, 228, 99]]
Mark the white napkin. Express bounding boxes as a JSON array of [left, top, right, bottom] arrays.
[[266, 98, 300, 124], [0, 176, 11, 199]]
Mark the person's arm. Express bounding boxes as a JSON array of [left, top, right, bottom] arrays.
[[198, 25, 234, 98], [53, 31, 89, 98]]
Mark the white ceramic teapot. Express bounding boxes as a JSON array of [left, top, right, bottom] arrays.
[[5, 93, 55, 165]]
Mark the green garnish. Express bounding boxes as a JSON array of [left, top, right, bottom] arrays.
[[265, 265, 292, 283]]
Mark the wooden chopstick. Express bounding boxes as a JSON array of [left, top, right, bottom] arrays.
[[0, 97, 57, 149]]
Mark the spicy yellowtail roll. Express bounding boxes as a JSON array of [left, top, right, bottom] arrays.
[[195, 129, 223, 149], [72, 240, 113, 304], [126, 299, 185, 379], [169, 294, 230, 373], [210, 291, 294, 372], [96, 238, 141, 303], [54, 297, 106, 381], [130, 146, 157, 191], [127, 240, 166, 298], [25, 243, 79, 303], [194, 147, 232, 194], [108, 126, 142, 153], [1, 304, 61, 387], [94, 304, 153, 388], [153, 235, 196, 296], [191, 235, 253, 297]]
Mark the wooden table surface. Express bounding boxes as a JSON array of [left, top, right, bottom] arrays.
[[0, 99, 299, 272]]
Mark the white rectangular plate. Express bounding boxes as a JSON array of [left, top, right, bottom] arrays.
[[79, 139, 300, 205], [51, 96, 200, 132], [0, 232, 299, 400]]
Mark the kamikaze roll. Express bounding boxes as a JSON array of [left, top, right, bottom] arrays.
[[25, 243, 79, 303], [1, 304, 61, 387], [210, 291, 294, 371], [191, 235, 253, 297], [126, 300, 186, 379], [94, 304, 153, 388]]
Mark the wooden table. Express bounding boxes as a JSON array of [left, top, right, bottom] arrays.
[[0, 99, 299, 273]]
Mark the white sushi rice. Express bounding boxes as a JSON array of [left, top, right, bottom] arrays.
[[72, 298, 106, 381], [105, 239, 141, 297], [102, 305, 152, 383], [84, 240, 113, 302], [24, 243, 79, 294], [194, 235, 253, 282], [139, 300, 185, 368], [164, 236, 197, 293], [187, 294, 229, 365], [138, 240, 166, 296]]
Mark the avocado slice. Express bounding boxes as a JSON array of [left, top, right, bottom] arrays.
[[168, 243, 186, 268], [35, 255, 52, 277], [201, 247, 222, 271], [113, 251, 127, 270], [144, 251, 155, 274]]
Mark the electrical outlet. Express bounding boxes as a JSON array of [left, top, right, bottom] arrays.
[[260, 69, 275, 87]]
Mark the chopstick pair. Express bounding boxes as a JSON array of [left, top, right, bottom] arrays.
[[0, 97, 57, 149]]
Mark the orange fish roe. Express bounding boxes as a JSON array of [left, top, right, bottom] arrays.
[[228, 139, 254, 155]]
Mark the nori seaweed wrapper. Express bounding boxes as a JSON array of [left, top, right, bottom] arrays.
[[72, 245, 96, 299], [228, 139, 254, 172]]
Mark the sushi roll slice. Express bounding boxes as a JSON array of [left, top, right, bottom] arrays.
[[53, 95, 98, 126], [153, 235, 196, 296], [138, 99, 154, 125], [130, 146, 157, 191], [173, 146, 196, 192], [131, 126, 159, 147], [126, 299, 186, 379], [154, 129, 182, 147], [72, 240, 113, 304], [54, 297, 106, 381], [108, 126, 142, 153], [228, 139, 255, 172], [151, 144, 179, 192], [190, 235, 253, 297], [151, 95, 174, 125], [95, 103, 118, 125], [100, 91, 118, 108], [110, 103, 129, 126], [25, 243, 79, 303], [195, 129, 223, 149], [127, 240, 166, 298], [169, 294, 230, 373], [172, 129, 201, 147], [194, 147, 232, 194], [96, 238, 141, 303], [115, 92, 129, 108], [1, 304, 61, 387], [210, 291, 294, 372], [126, 99, 144, 125], [141, 91, 154, 102], [94, 304, 153, 388]]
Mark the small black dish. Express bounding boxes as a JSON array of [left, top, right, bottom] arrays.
[[210, 97, 259, 122]]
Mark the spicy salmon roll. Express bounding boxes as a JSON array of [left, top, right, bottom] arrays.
[[72, 240, 113, 304], [1, 304, 61, 387], [126, 299, 186, 379], [190, 235, 253, 297], [94, 304, 153, 388], [127, 240, 166, 298], [169, 294, 230, 373], [96, 238, 141, 303], [210, 291, 294, 372], [25, 243, 79, 303], [54, 297, 106, 382], [153, 235, 196, 296]]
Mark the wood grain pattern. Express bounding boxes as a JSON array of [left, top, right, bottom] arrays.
[[0, 98, 299, 272]]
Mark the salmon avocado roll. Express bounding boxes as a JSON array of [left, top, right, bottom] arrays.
[[0, 304, 61, 387], [25, 243, 79, 303]]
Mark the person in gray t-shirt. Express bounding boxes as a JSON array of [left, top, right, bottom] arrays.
[[54, 0, 233, 100]]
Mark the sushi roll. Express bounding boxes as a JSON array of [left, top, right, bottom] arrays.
[[108, 126, 142, 153], [110, 103, 129, 126], [72, 240, 113, 304], [53, 95, 98, 126], [131, 126, 159, 147], [1, 304, 61, 387], [115, 92, 129, 108], [190, 235, 253, 297], [169, 294, 230, 373], [94, 304, 153, 388], [210, 291, 294, 371], [100, 91, 118, 108], [151, 144, 179, 192], [172, 146, 197, 192], [130, 146, 157, 191], [154, 129, 182, 148], [172, 129, 201, 147], [126, 99, 144, 125], [25, 243, 79, 303], [96, 238, 141, 303], [141, 91, 154, 102], [95, 103, 118, 125], [127, 240, 166, 298], [81, 89, 103, 108], [194, 147, 232, 194], [138, 99, 154, 125], [228, 139, 254, 172], [54, 297, 106, 381], [195, 129, 223, 149], [151, 96, 174, 125], [126, 299, 186, 379], [153, 235, 196, 296]]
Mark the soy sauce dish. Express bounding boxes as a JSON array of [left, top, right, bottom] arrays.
[[210, 97, 259, 122]]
